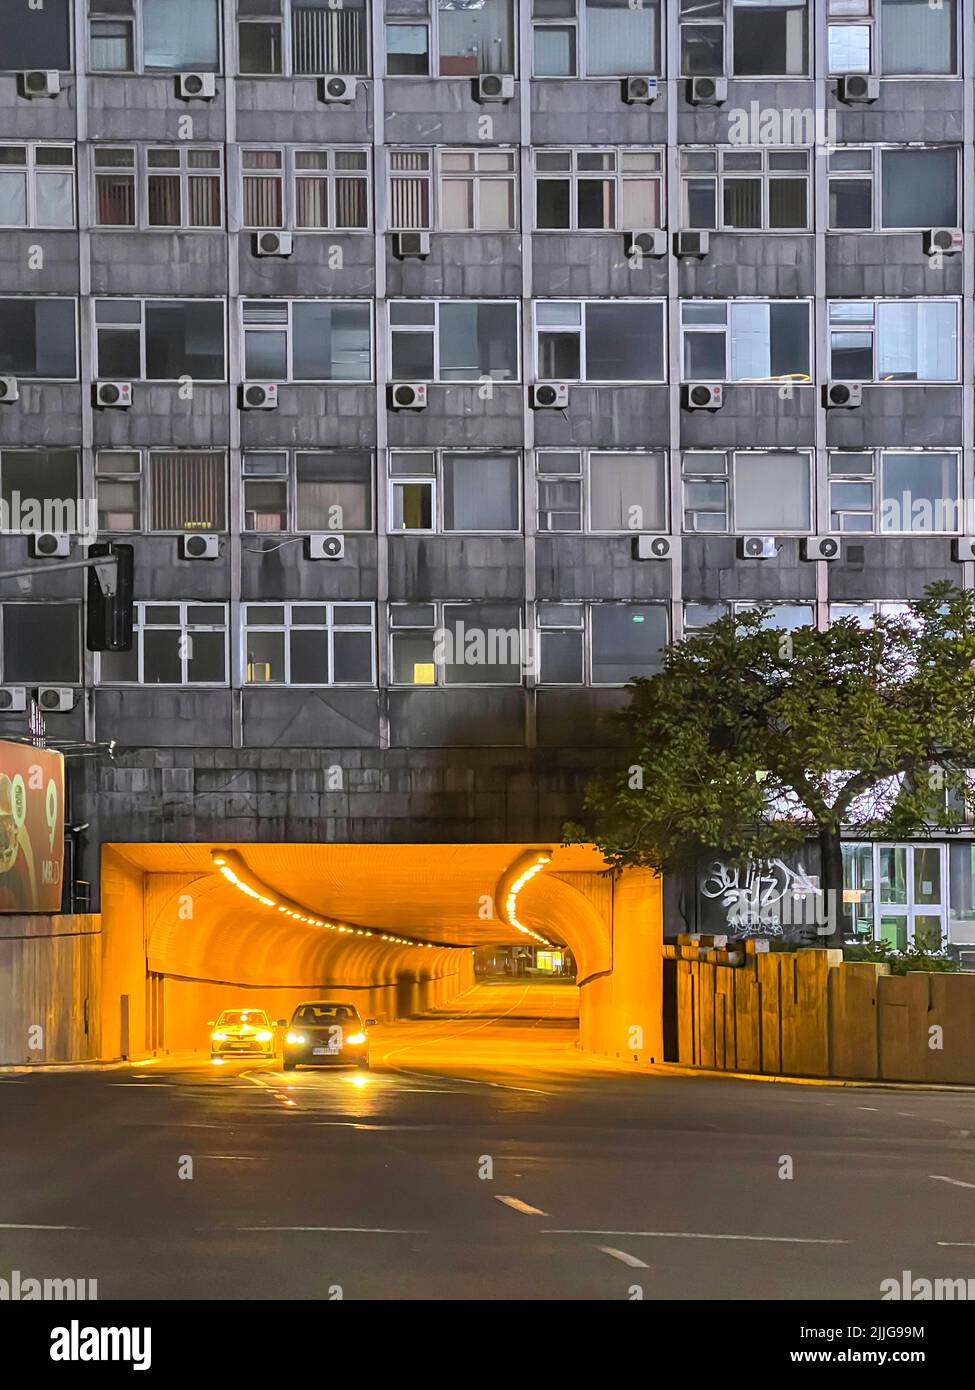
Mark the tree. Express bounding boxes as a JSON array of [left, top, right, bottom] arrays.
[[566, 583, 975, 946]]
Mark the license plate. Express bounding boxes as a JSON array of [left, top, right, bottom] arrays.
[[313, 1045, 340, 1056]]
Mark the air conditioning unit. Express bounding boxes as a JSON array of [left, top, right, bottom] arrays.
[[19, 70, 60, 99], [682, 383, 723, 411], [180, 533, 219, 560], [926, 228, 962, 257], [633, 535, 673, 561], [623, 76, 658, 105], [738, 535, 777, 560], [802, 536, 841, 562], [0, 687, 27, 712], [530, 383, 569, 410], [675, 230, 709, 259], [388, 383, 427, 410], [177, 72, 216, 100], [306, 533, 346, 561], [254, 230, 293, 257], [94, 381, 132, 409], [240, 382, 278, 410], [30, 533, 70, 559], [319, 75, 357, 103], [394, 231, 431, 260], [0, 376, 19, 403], [823, 381, 862, 409], [625, 230, 667, 259], [951, 537, 975, 562], [35, 686, 76, 713], [688, 77, 727, 107], [838, 74, 879, 105], [475, 74, 514, 103]]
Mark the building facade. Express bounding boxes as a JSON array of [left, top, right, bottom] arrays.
[[0, 0, 974, 954]]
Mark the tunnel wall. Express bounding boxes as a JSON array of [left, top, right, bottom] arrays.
[[0, 914, 102, 1065], [577, 869, 664, 1066]]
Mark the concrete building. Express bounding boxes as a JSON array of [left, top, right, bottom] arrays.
[[0, 0, 974, 978]]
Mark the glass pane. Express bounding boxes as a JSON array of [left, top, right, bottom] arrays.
[[392, 631, 436, 685], [391, 480, 433, 531], [386, 23, 429, 76], [591, 604, 667, 683], [881, 148, 957, 229], [35, 172, 74, 227], [913, 915, 943, 951], [143, 629, 183, 683], [143, 0, 219, 70], [439, 0, 514, 76], [245, 630, 285, 683], [290, 629, 329, 684], [187, 630, 225, 683], [913, 847, 942, 906], [439, 302, 518, 381], [733, 0, 808, 76], [585, 0, 659, 75], [443, 454, 519, 531], [0, 171, 26, 226], [734, 453, 810, 531], [332, 630, 373, 683], [585, 302, 663, 382], [533, 25, 576, 76], [590, 453, 666, 532], [880, 0, 955, 76], [879, 847, 908, 904], [539, 629, 583, 683], [2, 603, 78, 682]]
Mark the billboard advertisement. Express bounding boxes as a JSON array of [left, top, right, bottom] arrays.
[[0, 741, 64, 913]]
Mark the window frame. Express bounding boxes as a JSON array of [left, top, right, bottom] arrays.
[[241, 297, 373, 384], [827, 297, 961, 383], [383, 0, 516, 79], [93, 296, 227, 382], [0, 296, 79, 382], [387, 298, 520, 384], [0, 449, 82, 535], [238, 144, 371, 232], [0, 143, 76, 230], [95, 448, 228, 534], [388, 599, 527, 689], [679, 298, 813, 385], [827, 0, 959, 78], [827, 145, 961, 233], [386, 147, 519, 233], [536, 600, 670, 687], [679, 0, 811, 79], [92, 143, 225, 232], [235, 0, 372, 79], [534, 146, 665, 233], [536, 449, 669, 534], [532, 0, 663, 80], [0, 600, 82, 686], [682, 449, 814, 535], [95, 600, 230, 687], [680, 146, 811, 233], [240, 449, 375, 533], [828, 448, 963, 534], [533, 297, 667, 384], [242, 600, 377, 687], [89, 0, 223, 75], [387, 449, 522, 535]]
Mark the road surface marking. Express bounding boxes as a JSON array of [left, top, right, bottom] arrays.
[[0, 1223, 87, 1231], [857, 1106, 878, 1112], [597, 1246, 648, 1268], [204, 1155, 266, 1161], [938, 1241, 975, 1247], [495, 1195, 547, 1216], [541, 1230, 848, 1244], [930, 1175, 975, 1189], [390, 1065, 552, 1097], [230, 1226, 424, 1234]]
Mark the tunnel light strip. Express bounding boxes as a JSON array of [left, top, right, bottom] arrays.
[[502, 854, 555, 947], [210, 851, 458, 950]]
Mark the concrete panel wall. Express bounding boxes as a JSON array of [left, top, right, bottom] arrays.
[[0, 914, 101, 1065]]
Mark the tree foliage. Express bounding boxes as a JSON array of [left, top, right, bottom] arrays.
[[567, 583, 975, 883]]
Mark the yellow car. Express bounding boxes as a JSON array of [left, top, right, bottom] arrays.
[[209, 1008, 275, 1061]]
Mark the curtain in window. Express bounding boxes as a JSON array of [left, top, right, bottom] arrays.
[[878, 302, 956, 381], [734, 453, 810, 531], [390, 156, 430, 229], [881, 0, 955, 75], [189, 176, 221, 227], [148, 175, 181, 227], [590, 454, 665, 532], [292, 0, 367, 75], [296, 177, 329, 228], [443, 454, 518, 531], [585, 0, 657, 77], [143, 0, 219, 70], [96, 175, 135, 225], [729, 302, 771, 380], [150, 452, 225, 531], [243, 160, 283, 227]]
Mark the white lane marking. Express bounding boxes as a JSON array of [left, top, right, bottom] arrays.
[[597, 1246, 648, 1269], [938, 1241, 975, 1247], [0, 1223, 87, 1231], [930, 1174, 975, 1189], [541, 1230, 848, 1244], [229, 1226, 424, 1234], [204, 1155, 266, 1161], [108, 1082, 174, 1088], [857, 1106, 878, 1112], [495, 1195, 547, 1216], [389, 1065, 552, 1097]]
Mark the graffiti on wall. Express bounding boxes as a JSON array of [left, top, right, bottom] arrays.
[[700, 858, 826, 937]]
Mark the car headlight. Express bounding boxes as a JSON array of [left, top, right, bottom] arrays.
[[211, 1031, 228, 1041], [286, 1032, 306, 1045], [255, 1030, 273, 1042], [346, 1032, 366, 1046]]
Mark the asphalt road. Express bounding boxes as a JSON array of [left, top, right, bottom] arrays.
[[2, 980, 974, 1301]]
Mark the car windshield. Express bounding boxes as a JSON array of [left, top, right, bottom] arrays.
[[218, 1011, 269, 1027], [293, 1004, 359, 1025]]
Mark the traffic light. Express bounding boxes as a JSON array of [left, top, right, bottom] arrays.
[[86, 542, 134, 652]]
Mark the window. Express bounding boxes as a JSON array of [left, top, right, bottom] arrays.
[[682, 451, 812, 533], [0, 298, 77, 380], [94, 299, 225, 380], [389, 300, 518, 382], [829, 600, 912, 627], [535, 300, 665, 382], [537, 451, 667, 533], [90, 0, 220, 73], [95, 450, 226, 532], [828, 0, 958, 76], [680, 0, 809, 77], [438, 0, 514, 76], [241, 147, 369, 230], [242, 300, 371, 382], [242, 451, 373, 532], [681, 148, 810, 232], [98, 603, 228, 685], [0, 603, 80, 684], [0, 451, 80, 534], [681, 300, 810, 383], [0, 146, 75, 229], [389, 452, 520, 533], [244, 603, 375, 685], [93, 146, 223, 230], [537, 602, 668, 685], [390, 601, 525, 686], [535, 149, 663, 232], [388, 149, 517, 232], [237, 0, 369, 77], [684, 600, 814, 631], [828, 147, 959, 231], [385, 21, 429, 76], [828, 300, 959, 382], [532, 0, 662, 78], [828, 451, 961, 533], [0, 0, 71, 70]]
